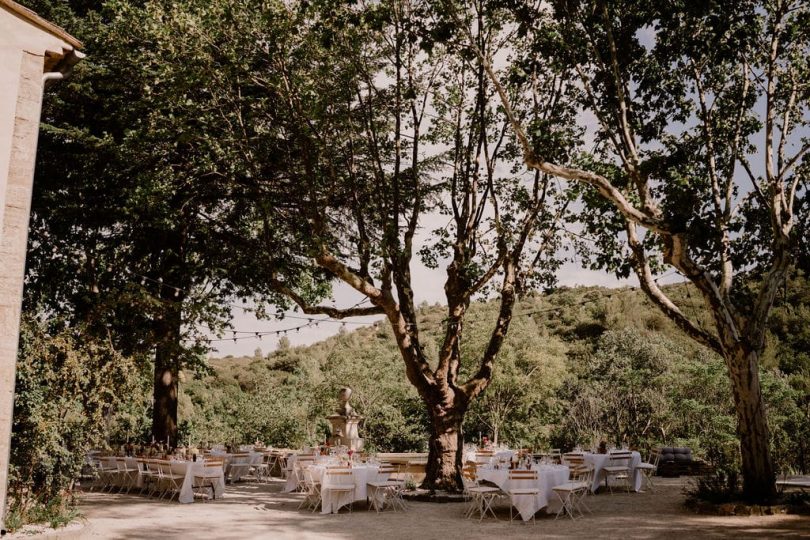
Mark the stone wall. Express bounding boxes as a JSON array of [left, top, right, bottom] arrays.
[[0, 48, 45, 523]]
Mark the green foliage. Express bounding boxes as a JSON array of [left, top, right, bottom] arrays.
[[8, 318, 144, 531], [183, 283, 809, 476]]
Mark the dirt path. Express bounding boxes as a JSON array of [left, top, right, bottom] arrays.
[[15, 477, 809, 539]]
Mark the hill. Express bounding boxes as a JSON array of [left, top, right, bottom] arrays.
[[180, 281, 809, 472]]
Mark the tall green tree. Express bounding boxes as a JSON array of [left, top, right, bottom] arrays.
[[467, 0, 809, 499], [23, 0, 249, 445], [150, 0, 579, 490]]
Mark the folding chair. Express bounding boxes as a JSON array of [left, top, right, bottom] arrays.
[[194, 459, 224, 501], [507, 469, 539, 524], [115, 458, 138, 493], [298, 467, 322, 512], [321, 468, 356, 513], [367, 465, 406, 512], [603, 450, 633, 494], [157, 460, 185, 500], [462, 463, 503, 521], [635, 449, 660, 492], [552, 464, 593, 520]]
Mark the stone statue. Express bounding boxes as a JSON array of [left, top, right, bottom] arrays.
[[327, 386, 364, 451], [335, 386, 358, 417]]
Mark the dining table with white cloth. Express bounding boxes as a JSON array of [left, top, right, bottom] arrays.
[[463, 449, 515, 466], [476, 464, 570, 521], [309, 464, 383, 514], [172, 459, 227, 503], [208, 450, 263, 482], [282, 453, 326, 492], [99, 457, 225, 503], [578, 451, 643, 492]]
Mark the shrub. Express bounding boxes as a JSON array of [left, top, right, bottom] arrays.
[[7, 318, 143, 531]]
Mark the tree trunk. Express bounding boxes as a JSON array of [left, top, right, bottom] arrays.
[[151, 294, 182, 447], [727, 346, 776, 501], [422, 403, 465, 492]]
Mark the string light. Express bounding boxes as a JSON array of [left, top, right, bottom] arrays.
[[123, 266, 698, 345]]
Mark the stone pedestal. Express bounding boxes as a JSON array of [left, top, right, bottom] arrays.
[[327, 415, 364, 451]]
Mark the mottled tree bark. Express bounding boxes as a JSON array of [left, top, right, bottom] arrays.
[[423, 401, 466, 491], [151, 299, 182, 447], [727, 346, 776, 499]]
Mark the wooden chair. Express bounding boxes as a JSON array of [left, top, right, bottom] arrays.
[[552, 464, 594, 520], [603, 450, 633, 494], [507, 469, 539, 523], [194, 459, 224, 502], [461, 462, 503, 521], [321, 469, 355, 513], [367, 465, 406, 512], [562, 453, 585, 467]]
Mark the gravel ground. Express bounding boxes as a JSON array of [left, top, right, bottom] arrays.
[[12, 477, 809, 539]]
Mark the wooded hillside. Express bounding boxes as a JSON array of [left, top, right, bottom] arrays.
[[180, 279, 809, 473]]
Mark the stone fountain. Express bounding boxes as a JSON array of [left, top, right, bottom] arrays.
[[326, 387, 364, 451]]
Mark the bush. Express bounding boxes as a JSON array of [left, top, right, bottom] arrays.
[[7, 318, 143, 531]]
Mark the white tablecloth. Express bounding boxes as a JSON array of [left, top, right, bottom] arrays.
[[173, 460, 226, 503], [309, 465, 382, 514], [209, 451, 263, 482], [463, 449, 515, 465], [100, 457, 225, 503], [580, 452, 642, 492], [283, 453, 324, 492], [477, 464, 569, 521]]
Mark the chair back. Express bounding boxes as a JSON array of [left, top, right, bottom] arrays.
[[571, 464, 594, 484], [474, 451, 494, 464], [205, 458, 224, 470], [563, 453, 585, 466], [323, 468, 354, 488], [608, 450, 632, 467], [508, 469, 538, 484], [461, 463, 477, 482], [377, 466, 399, 480]]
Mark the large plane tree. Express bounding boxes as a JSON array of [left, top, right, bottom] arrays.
[[461, 0, 809, 499], [164, 0, 580, 490]]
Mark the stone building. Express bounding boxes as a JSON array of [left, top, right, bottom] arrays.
[[0, 0, 82, 530]]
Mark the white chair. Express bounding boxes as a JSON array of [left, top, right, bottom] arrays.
[[298, 467, 322, 512], [156, 461, 184, 500], [139, 459, 159, 496], [602, 450, 633, 494], [115, 458, 139, 493], [193, 459, 224, 501], [552, 464, 593, 520], [562, 453, 585, 467], [507, 469, 539, 523], [474, 451, 494, 466], [636, 449, 660, 492], [293, 455, 316, 492], [461, 463, 503, 521], [95, 458, 119, 493], [367, 465, 406, 512], [321, 468, 356, 513]]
